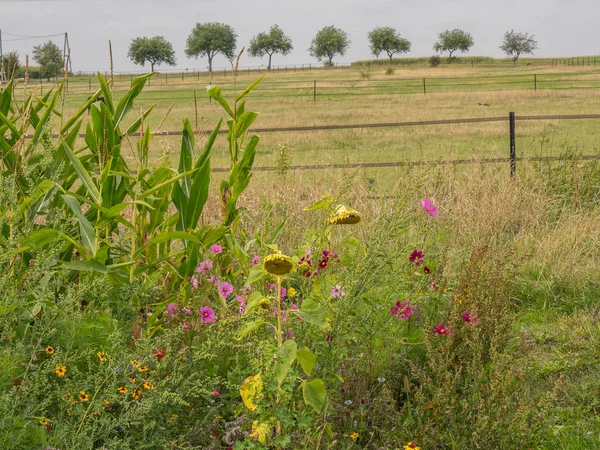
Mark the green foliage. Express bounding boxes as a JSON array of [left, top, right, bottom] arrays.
[[429, 54, 441, 67], [500, 29, 539, 62], [32, 41, 64, 81], [248, 25, 293, 70], [185, 22, 237, 72], [309, 26, 350, 66], [1, 52, 21, 80], [433, 28, 475, 61], [127, 36, 176, 72], [367, 26, 411, 63]]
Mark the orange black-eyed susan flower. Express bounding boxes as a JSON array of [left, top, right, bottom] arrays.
[[97, 351, 108, 362], [350, 432, 359, 440], [102, 400, 110, 410], [55, 365, 67, 378], [117, 387, 128, 394], [45, 346, 54, 355], [143, 381, 155, 391], [79, 391, 89, 402], [137, 365, 148, 373], [130, 359, 141, 367], [404, 442, 420, 450], [132, 388, 141, 401], [128, 376, 136, 384]]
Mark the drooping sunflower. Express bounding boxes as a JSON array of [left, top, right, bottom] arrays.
[[263, 254, 293, 276], [329, 205, 361, 225]]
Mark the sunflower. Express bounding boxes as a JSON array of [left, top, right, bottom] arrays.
[[79, 391, 89, 402], [45, 346, 54, 355], [329, 205, 361, 225], [263, 254, 293, 275]]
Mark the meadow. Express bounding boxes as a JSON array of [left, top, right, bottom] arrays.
[[0, 60, 599, 449]]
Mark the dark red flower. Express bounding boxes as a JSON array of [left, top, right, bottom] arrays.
[[424, 266, 431, 274], [409, 250, 425, 267], [152, 349, 166, 359]]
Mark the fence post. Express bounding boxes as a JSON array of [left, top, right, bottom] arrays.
[[313, 80, 317, 101], [423, 78, 426, 95], [509, 112, 516, 179], [534, 74, 537, 92], [88, 77, 91, 92]]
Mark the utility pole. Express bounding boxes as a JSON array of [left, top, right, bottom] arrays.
[[0, 29, 4, 82]]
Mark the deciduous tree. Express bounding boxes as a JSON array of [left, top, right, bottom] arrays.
[[32, 41, 63, 81], [500, 30, 538, 62], [1, 51, 20, 80], [248, 25, 293, 70], [433, 29, 474, 61], [368, 27, 411, 63], [185, 23, 237, 72], [128, 36, 176, 72], [309, 26, 350, 66]]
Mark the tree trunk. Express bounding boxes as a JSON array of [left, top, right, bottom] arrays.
[[151, 62, 155, 72], [208, 55, 213, 73], [268, 53, 273, 70], [389, 53, 393, 64]]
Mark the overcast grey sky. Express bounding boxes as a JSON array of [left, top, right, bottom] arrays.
[[0, 0, 598, 73]]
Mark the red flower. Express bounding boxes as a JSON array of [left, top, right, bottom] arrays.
[[409, 250, 425, 267], [432, 323, 454, 335], [462, 311, 480, 324], [423, 266, 431, 274], [153, 349, 166, 359]]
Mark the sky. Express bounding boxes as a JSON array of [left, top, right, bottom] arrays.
[[0, 0, 598, 74]]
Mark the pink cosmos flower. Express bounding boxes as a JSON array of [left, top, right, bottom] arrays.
[[390, 301, 414, 319], [191, 276, 199, 289], [196, 259, 213, 274], [252, 256, 260, 265], [239, 303, 247, 315], [331, 285, 346, 298], [183, 306, 193, 315], [280, 287, 287, 298], [291, 304, 299, 311], [200, 306, 215, 323], [409, 250, 425, 267], [207, 276, 220, 286], [462, 311, 480, 324], [211, 390, 220, 397], [432, 323, 454, 335], [210, 244, 223, 254], [166, 303, 178, 317], [236, 296, 246, 303], [183, 321, 191, 331], [421, 198, 439, 218], [241, 285, 252, 295], [218, 281, 234, 298]]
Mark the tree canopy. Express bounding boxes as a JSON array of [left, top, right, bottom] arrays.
[[185, 23, 237, 72], [368, 27, 411, 63], [500, 30, 538, 62], [1, 52, 21, 80], [248, 25, 293, 70], [309, 26, 350, 66], [127, 36, 176, 72], [32, 41, 64, 80], [433, 29, 474, 61]]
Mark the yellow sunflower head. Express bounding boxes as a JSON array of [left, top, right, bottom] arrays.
[[329, 205, 361, 225], [263, 254, 293, 276]]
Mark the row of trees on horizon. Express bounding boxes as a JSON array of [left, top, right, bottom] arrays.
[[1, 24, 539, 80]]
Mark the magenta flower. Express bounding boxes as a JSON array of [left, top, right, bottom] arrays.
[[421, 198, 439, 218], [409, 250, 425, 267], [210, 244, 223, 254], [239, 303, 247, 315], [218, 281, 234, 298], [200, 306, 215, 323], [432, 323, 454, 335], [325, 335, 333, 342], [331, 285, 346, 298], [196, 259, 213, 274], [280, 287, 287, 298], [182, 321, 191, 331], [166, 303, 178, 317], [462, 311, 480, 324], [291, 304, 299, 311], [183, 306, 193, 315], [252, 255, 260, 265], [191, 276, 199, 289], [211, 390, 220, 397], [236, 296, 246, 303], [390, 301, 414, 319], [241, 284, 252, 295]]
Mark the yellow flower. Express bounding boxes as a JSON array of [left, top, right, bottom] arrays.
[[130, 359, 141, 367], [263, 254, 293, 275], [143, 381, 155, 391], [55, 365, 67, 378], [128, 376, 136, 384], [132, 388, 141, 401], [404, 442, 420, 450], [66, 408, 71, 416], [454, 294, 463, 306], [350, 432, 359, 440], [45, 346, 54, 355], [329, 205, 361, 225], [97, 351, 108, 362], [39, 418, 50, 426], [117, 387, 128, 394], [288, 287, 297, 298], [250, 420, 270, 443], [137, 365, 149, 373], [102, 400, 110, 410], [79, 391, 89, 402]]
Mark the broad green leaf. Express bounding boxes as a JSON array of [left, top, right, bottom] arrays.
[[114, 73, 153, 130], [234, 111, 259, 139], [25, 85, 62, 156], [275, 339, 297, 385], [61, 194, 97, 257], [302, 379, 326, 413], [294, 306, 331, 330], [125, 103, 156, 136], [235, 76, 264, 102], [296, 347, 317, 376], [207, 85, 234, 118], [25, 228, 61, 249], [269, 217, 287, 244], [138, 168, 197, 200], [245, 292, 271, 315], [0, 80, 13, 115], [62, 142, 100, 203], [133, 231, 200, 259], [304, 194, 334, 211], [240, 373, 263, 411], [246, 264, 266, 286], [60, 88, 104, 134], [97, 73, 115, 115], [236, 319, 265, 340], [64, 260, 108, 273]]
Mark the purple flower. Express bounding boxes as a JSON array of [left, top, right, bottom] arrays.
[[409, 250, 425, 267], [219, 281, 234, 298], [236, 296, 246, 303], [345, 400, 353, 406], [210, 244, 223, 254], [191, 276, 199, 289], [331, 285, 346, 298], [462, 311, 480, 324], [200, 306, 215, 323], [432, 323, 454, 335], [291, 304, 299, 311], [377, 377, 385, 382], [280, 287, 287, 298], [390, 301, 414, 320], [166, 303, 178, 317], [196, 259, 213, 274], [252, 256, 260, 265], [421, 198, 439, 218]]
